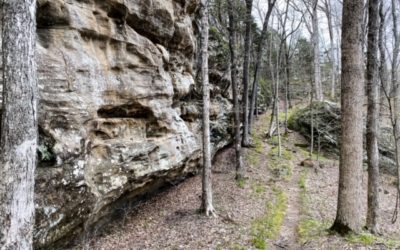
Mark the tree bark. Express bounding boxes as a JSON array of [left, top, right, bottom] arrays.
[[310, 90, 314, 158], [378, 2, 388, 100], [249, 0, 276, 134], [323, 0, 337, 100], [282, 43, 291, 133], [331, 0, 365, 235], [312, 0, 324, 101], [228, 0, 244, 180], [366, 0, 381, 234], [199, 0, 215, 217], [391, 0, 400, 220], [242, 0, 253, 147], [275, 53, 282, 157], [0, 0, 38, 249], [268, 33, 277, 138]]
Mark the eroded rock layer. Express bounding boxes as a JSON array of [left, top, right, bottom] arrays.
[[0, 0, 232, 248]]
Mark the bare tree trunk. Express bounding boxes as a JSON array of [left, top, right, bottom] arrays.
[[366, 0, 381, 234], [379, 2, 388, 100], [323, 0, 337, 100], [242, 0, 253, 147], [228, 0, 244, 180], [285, 50, 293, 109], [331, 0, 365, 234], [310, 90, 314, 159], [268, 28, 277, 137], [366, 0, 379, 233], [362, 0, 370, 56], [332, 2, 342, 85], [199, 0, 215, 217], [283, 45, 289, 133], [317, 120, 321, 164], [312, 0, 324, 101], [249, 0, 276, 133], [275, 56, 282, 158], [391, 0, 400, 219], [255, 92, 258, 118], [0, 0, 38, 249]]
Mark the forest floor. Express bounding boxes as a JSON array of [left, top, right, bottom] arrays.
[[72, 113, 400, 250]]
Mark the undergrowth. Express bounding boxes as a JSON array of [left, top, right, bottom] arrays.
[[345, 232, 400, 248], [251, 188, 288, 249], [268, 147, 294, 181], [246, 130, 264, 167], [237, 179, 246, 189], [297, 147, 329, 164], [297, 169, 330, 244], [251, 182, 266, 197]]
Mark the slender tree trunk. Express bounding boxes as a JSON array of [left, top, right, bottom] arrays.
[[255, 92, 258, 118], [366, 0, 381, 234], [268, 77, 277, 138], [0, 1, 38, 249], [275, 54, 282, 157], [285, 50, 292, 109], [199, 0, 215, 217], [249, 0, 276, 133], [379, 1, 388, 107], [242, 0, 253, 147], [283, 45, 289, 133], [362, 0, 370, 56], [333, 3, 342, 85], [310, 90, 314, 159], [268, 31, 277, 137], [312, 0, 324, 101], [323, 0, 337, 100], [391, 0, 400, 217], [317, 120, 321, 164], [331, 0, 365, 234], [228, 0, 244, 180]]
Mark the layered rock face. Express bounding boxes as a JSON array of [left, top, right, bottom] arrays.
[[1, 0, 232, 248]]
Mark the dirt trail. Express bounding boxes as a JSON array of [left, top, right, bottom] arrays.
[[269, 130, 308, 250], [274, 164, 302, 250]]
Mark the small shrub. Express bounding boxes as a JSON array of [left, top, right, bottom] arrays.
[[237, 179, 246, 188]]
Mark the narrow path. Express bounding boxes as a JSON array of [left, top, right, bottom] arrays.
[[250, 113, 305, 250], [268, 131, 307, 250], [274, 163, 301, 249]]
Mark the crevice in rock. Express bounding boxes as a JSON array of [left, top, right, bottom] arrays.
[[37, 1, 70, 28], [125, 14, 171, 48], [37, 126, 57, 167], [97, 103, 153, 119], [146, 119, 169, 138]]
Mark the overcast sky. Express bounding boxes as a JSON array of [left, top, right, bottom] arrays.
[[252, 0, 340, 50]]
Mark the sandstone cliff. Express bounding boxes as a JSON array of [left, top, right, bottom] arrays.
[[0, 0, 233, 248]]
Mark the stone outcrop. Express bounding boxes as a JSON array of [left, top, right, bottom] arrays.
[[0, 0, 233, 248], [288, 101, 397, 175]]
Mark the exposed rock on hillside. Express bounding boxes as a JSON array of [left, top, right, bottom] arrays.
[[288, 101, 397, 175], [0, 0, 233, 248]]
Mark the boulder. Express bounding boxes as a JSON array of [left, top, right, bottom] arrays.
[[288, 101, 397, 175]]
